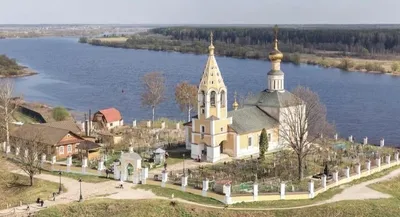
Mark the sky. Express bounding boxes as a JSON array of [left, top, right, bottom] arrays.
[[1, 0, 400, 24]]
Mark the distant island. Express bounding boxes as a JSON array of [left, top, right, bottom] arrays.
[[0, 55, 37, 78], [80, 27, 400, 75]]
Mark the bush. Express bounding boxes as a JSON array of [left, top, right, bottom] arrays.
[[52, 107, 69, 121], [355, 64, 365, 71], [78, 37, 88, 43], [391, 62, 400, 72], [365, 62, 385, 73], [337, 58, 355, 71]]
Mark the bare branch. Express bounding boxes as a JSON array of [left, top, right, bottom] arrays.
[[175, 81, 198, 122], [0, 79, 19, 146], [141, 72, 166, 122], [11, 128, 47, 186], [279, 86, 335, 180]]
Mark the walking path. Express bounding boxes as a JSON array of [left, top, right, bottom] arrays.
[[1, 166, 399, 216]]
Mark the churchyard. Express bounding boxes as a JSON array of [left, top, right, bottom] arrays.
[[35, 168, 400, 217], [145, 136, 399, 204]]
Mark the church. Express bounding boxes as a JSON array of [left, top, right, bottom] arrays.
[[184, 29, 304, 163]]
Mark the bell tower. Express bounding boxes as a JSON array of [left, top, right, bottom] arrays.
[[189, 32, 232, 163], [197, 32, 228, 119]]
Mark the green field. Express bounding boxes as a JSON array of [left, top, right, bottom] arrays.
[[37, 198, 400, 217]]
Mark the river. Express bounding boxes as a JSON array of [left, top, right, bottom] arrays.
[[1, 37, 400, 145]]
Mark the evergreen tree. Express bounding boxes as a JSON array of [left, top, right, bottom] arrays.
[[259, 128, 268, 160]]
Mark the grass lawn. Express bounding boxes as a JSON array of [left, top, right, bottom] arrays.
[[0, 167, 62, 209], [231, 163, 400, 208], [12, 110, 39, 123], [37, 198, 400, 217], [134, 185, 223, 206], [44, 171, 111, 183], [368, 170, 400, 197], [165, 150, 191, 166]]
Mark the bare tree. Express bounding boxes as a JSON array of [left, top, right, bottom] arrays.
[[279, 86, 334, 180], [141, 72, 166, 122], [12, 129, 47, 186], [0, 79, 18, 147], [175, 81, 198, 122]]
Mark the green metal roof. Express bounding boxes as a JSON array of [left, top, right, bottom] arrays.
[[244, 90, 302, 108], [228, 106, 278, 134]]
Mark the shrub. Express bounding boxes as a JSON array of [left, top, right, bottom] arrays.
[[391, 62, 400, 72], [52, 107, 69, 121], [78, 37, 88, 43], [365, 62, 385, 73], [337, 58, 355, 71]]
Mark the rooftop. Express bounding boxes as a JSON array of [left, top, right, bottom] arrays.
[[228, 106, 278, 134], [94, 107, 122, 123], [244, 90, 302, 108]]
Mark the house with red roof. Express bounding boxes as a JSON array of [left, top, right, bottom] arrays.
[[92, 108, 124, 130]]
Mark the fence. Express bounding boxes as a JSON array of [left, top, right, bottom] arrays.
[[146, 152, 400, 204]]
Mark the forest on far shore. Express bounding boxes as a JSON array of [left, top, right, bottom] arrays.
[[151, 27, 400, 56]]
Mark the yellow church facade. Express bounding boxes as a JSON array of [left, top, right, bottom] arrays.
[[184, 30, 302, 163]]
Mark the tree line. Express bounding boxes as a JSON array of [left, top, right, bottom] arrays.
[[151, 27, 400, 56]]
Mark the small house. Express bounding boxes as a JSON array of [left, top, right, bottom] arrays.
[[77, 140, 101, 160], [11, 123, 84, 160], [92, 108, 123, 130]]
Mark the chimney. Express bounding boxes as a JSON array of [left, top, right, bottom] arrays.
[[84, 113, 89, 137], [88, 109, 92, 136]]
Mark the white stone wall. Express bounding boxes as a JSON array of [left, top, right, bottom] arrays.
[[207, 146, 220, 163], [106, 120, 123, 130], [278, 104, 306, 147], [185, 127, 191, 150], [191, 144, 200, 159], [236, 145, 260, 158]]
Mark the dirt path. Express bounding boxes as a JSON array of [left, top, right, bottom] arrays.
[[0, 171, 156, 216], [1, 167, 399, 216]]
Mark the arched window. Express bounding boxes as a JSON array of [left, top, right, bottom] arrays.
[[201, 91, 205, 107], [220, 90, 226, 107], [210, 91, 216, 106]]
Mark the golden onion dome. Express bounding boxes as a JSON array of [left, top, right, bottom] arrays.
[[232, 91, 239, 110], [232, 100, 239, 110], [269, 39, 283, 61]]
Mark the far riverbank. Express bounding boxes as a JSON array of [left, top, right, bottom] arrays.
[[82, 36, 400, 76]]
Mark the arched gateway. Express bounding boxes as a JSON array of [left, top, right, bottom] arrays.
[[113, 150, 142, 182]]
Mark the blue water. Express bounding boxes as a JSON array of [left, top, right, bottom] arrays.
[[1, 37, 400, 145]]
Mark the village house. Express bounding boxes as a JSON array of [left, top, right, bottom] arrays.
[[92, 108, 124, 130], [11, 122, 85, 160]]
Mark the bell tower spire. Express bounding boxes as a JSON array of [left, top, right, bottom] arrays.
[[209, 32, 215, 56], [267, 25, 285, 92], [197, 31, 227, 119]]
